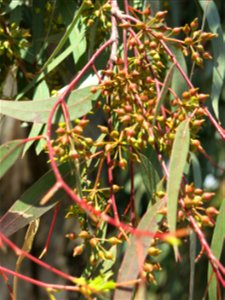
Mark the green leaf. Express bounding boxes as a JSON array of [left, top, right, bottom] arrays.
[[35, 125, 47, 155], [41, 1, 87, 70], [23, 80, 50, 155], [31, 1, 45, 59], [0, 163, 74, 237], [167, 120, 190, 233], [139, 153, 160, 199], [0, 140, 24, 179], [101, 245, 117, 275], [191, 152, 202, 188], [13, 219, 40, 299], [208, 198, 225, 300], [114, 198, 166, 300], [199, 1, 225, 120], [189, 232, 196, 300], [61, 4, 87, 66], [16, 42, 81, 100], [153, 64, 175, 124], [169, 46, 188, 99], [0, 86, 100, 124], [15, 1, 88, 100]]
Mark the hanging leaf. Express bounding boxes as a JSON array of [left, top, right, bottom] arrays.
[[167, 120, 190, 233], [191, 152, 202, 188], [0, 163, 74, 237], [208, 198, 225, 300], [138, 153, 160, 199], [169, 46, 189, 99], [114, 197, 166, 300], [22, 79, 50, 155], [15, 1, 89, 100], [0, 86, 100, 124], [153, 64, 175, 124], [199, 1, 225, 120], [41, 0, 88, 70], [0, 139, 24, 179], [13, 219, 40, 299], [16, 42, 82, 100], [189, 232, 197, 300], [30, 1, 45, 58]]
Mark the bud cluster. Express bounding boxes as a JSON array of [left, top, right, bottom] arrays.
[[65, 229, 121, 267], [49, 120, 93, 164]]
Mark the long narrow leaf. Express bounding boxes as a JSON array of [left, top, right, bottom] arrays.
[[208, 198, 225, 300], [16, 43, 81, 100], [169, 46, 188, 99], [191, 152, 202, 188], [1, 86, 100, 124], [189, 232, 196, 300], [13, 219, 40, 298], [22, 80, 49, 155], [0, 163, 74, 237], [114, 198, 166, 300], [167, 120, 190, 233], [199, 1, 225, 120], [139, 153, 160, 199], [41, 1, 87, 70], [153, 64, 175, 124], [0, 140, 24, 179]]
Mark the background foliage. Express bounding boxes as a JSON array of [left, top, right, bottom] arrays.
[[0, 0, 225, 299]]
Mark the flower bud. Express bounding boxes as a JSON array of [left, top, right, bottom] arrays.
[[73, 244, 84, 256], [107, 237, 122, 245], [78, 231, 90, 239]]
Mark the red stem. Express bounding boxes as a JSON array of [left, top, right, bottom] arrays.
[[129, 148, 136, 226], [40, 202, 61, 257], [0, 233, 75, 282], [0, 266, 80, 292]]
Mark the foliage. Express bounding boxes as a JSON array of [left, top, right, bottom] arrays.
[[0, 1, 225, 299]]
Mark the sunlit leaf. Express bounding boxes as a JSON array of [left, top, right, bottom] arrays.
[[167, 120, 190, 233], [199, 1, 225, 120], [114, 198, 166, 300], [169, 46, 188, 99], [15, 1, 88, 100], [0, 86, 100, 124], [16, 43, 82, 100], [0, 163, 74, 237], [13, 219, 40, 298], [0, 140, 24, 179], [41, 1, 88, 70], [208, 198, 225, 300], [22, 80, 49, 155]]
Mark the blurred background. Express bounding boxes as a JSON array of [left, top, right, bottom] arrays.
[[0, 0, 224, 299]]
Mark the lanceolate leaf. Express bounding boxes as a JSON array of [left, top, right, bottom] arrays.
[[0, 140, 24, 179], [167, 120, 190, 233], [169, 46, 188, 99], [16, 42, 82, 100], [139, 153, 160, 199], [199, 1, 225, 120], [0, 86, 100, 124], [208, 198, 225, 300], [153, 64, 175, 124], [23, 79, 50, 155], [41, 0, 88, 70], [191, 152, 202, 188], [13, 219, 40, 299], [0, 163, 74, 237], [114, 198, 166, 300]]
